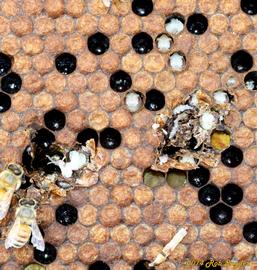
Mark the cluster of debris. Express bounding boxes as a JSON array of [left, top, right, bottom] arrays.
[[152, 89, 234, 172], [21, 127, 103, 200], [0, 127, 103, 252]]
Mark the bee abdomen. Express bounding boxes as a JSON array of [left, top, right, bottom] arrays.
[[12, 225, 31, 248]]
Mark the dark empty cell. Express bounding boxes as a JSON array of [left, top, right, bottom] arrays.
[[41, 162, 61, 175], [32, 128, 55, 149], [1, 72, 22, 94], [100, 127, 122, 149], [243, 221, 257, 244], [22, 145, 34, 173], [188, 166, 210, 188], [32, 147, 63, 174], [20, 175, 32, 189], [221, 145, 243, 168], [221, 183, 243, 206], [198, 184, 220, 206], [55, 53, 77, 75], [186, 13, 208, 35], [34, 242, 57, 264], [188, 137, 202, 151], [244, 71, 257, 90], [56, 203, 78, 226], [77, 128, 98, 145], [144, 89, 165, 111], [162, 145, 180, 156], [241, 0, 257, 15], [110, 70, 132, 92], [134, 260, 153, 270], [132, 32, 153, 54], [44, 109, 66, 131], [89, 261, 110, 270], [209, 202, 233, 225], [0, 52, 12, 76], [231, 50, 253, 73], [0, 92, 11, 113], [199, 260, 222, 270], [88, 32, 109, 55], [132, 0, 153, 16]]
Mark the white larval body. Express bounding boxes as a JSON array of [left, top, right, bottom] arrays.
[[125, 91, 143, 113], [165, 18, 184, 35], [169, 52, 186, 72], [156, 34, 173, 53]]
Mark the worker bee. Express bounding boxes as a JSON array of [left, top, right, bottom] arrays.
[[0, 164, 24, 220], [5, 198, 45, 251]]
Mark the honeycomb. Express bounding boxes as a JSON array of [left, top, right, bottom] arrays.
[[0, 0, 257, 269]]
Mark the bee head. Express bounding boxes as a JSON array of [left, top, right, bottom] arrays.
[[7, 164, 24, 177], [19, 198, 37, 208]]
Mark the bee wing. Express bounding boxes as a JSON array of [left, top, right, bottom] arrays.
[[31, 220, 45, 252], [5, 217, 21, 249], [0, 189, 14, 220]]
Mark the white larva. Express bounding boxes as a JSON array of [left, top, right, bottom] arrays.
[[46, 141, 93, 179], [180, 154, 196, 165], [165, 17, 184, 35], [169, 52, 186, 72], [156, 33, 173, 53], [188, 93, 199, 107], [159, 154, 168, 165], [245, 80, 255, 90], [173, 104, 193, 115], [46, 156, 73, 178], [47, 151, 88, 179], [68, 151, 88, 170], [227, 77, 237, 87], [168, 117, 179, 139], [213, 91, 230, 105], [125, 91, 143, 113], [200, 112, 216, 130]]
